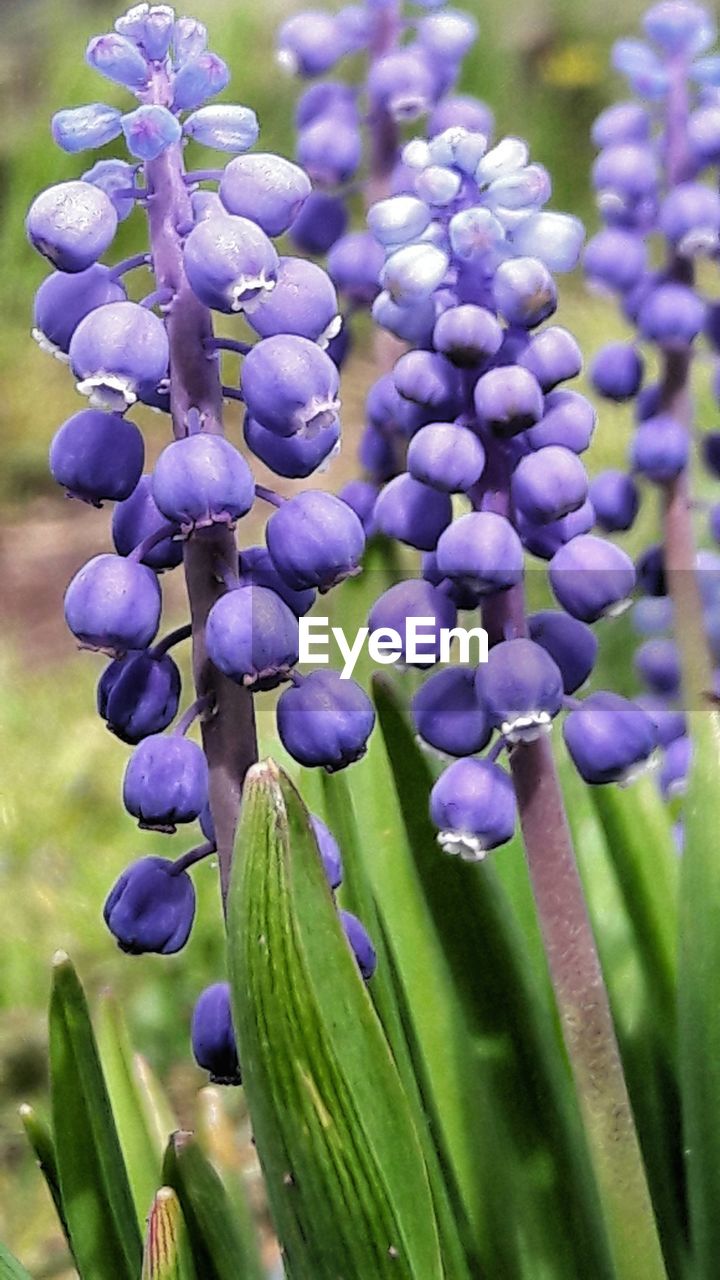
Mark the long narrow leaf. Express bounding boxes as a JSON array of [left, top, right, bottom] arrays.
[[19, 1103, 72, 1253], [228, 759, 443, 1280], [49, 952, 142, 1280], [142, 1187, 197, 1280], [0, 1243, 33, 1280], [95, 991, 176, 1228], [162, 1132, 264, 1280]]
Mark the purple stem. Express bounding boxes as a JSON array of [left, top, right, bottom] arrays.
[[254, 484, 285, 509], [475, 455, 664, 1276], [128, 519, 178, 562], [170, 840, 216, 876], [175, 694, 213, 738], [144, 66, 257, 909], [151, 622, 192, 658], [109, 252, 151, 279], [660, 56, 713, 709]]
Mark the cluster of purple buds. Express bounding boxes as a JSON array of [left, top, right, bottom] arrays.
[[276, 0, 490, 374], [358, 122, 663, 856], [29, 3, 377, 1081], [585, 0, 720, 829]]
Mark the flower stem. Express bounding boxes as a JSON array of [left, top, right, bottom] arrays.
[[144, 68, 257, 909], [480, 462, 666, 1278]]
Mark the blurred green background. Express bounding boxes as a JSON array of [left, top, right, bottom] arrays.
[[0, 0, 692, 1269]]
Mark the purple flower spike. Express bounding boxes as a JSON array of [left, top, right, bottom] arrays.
[[121, 105, 182, 160], [49, 409, 144, 506], [183, 215, 279, 315], [151, 435, 255, 533], [368, 579, 457, 666], [112, 476, 183, 572], [104, 857, 195, 956], [277, 670, 375, 771], [374, 474, 452, 550], [219, 154, 312, 237], [310, 814, 343, 891], [242, 336, 340, 438], [527, 610, 598, 694], [64, 553, 161, 654], [123, 733, 209, 831], [430, 758, 516, 860], [549, 535, 636, 623], [511, 447, 589, 526], [244, 415, 339, 480], [69, 301, 169, 412], [563, 692, 658, 785], [206, 585, 299, 690], [590, 342, 644, 401], [86, 32, 150, 90], [267, 491, 364, 592], [436, 512, 525, 596], [191, 983, 241, 1086], [474, 365, 544, 437], [631, 415, 690, 483], [479, 638, 564, 742], [407, 423, 486, 493], [52, 103, 123, 153], [339, 910, 377, 980], [26, 181, 117, 274], [412, 666, 492, 757], [589, 470, 639, 533], [33, 265, 126, 358], [248, 257, 340, 347], [98, 649, 181, 745]]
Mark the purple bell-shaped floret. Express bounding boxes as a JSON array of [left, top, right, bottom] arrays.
[[247, 256, 340, 347], [526, 390, 596, 454], [277, 670, 375, 771], [98, 649, 181, 744], [432, 304, 503, 366], [373, 474, 452, 550], [430, 758, 516, 860], [112, 475, 183, 571], [26, 181, 118, 273], [659, 734, 692, 800], [590, 342, 644, 401], [474, 365, 544, 437], [244, 414, 339, 480], [634, 637, 681, 696], [104, 856, 195, 955], [69, 301, 169, 411], [527, 611, 598, 694], [339, 910, 377, 980], [479, 638, 564, 742], [631, 415, 689, 483], [412, 666, 492, 757], [64, 553, 162, 654], [310, 814, 344, 891], [49, 409, 144, 505], [183, 214, 279, 314], [33, 265, 126, 357], [589, 470, 639, 533], [219, 154, 312, 236], [151, 434, 255, 533], [563, 691, 658, 785], [436, 512, 525, 596], [242, 335, 340, 438], [511, 446, 589, 525], [368, 579, 457, 666], [549, 535, 636, 622], [407, 423, 486, 493], [191, 983, 242, 1085], [123, 733, 209, 832], [237, 546, 316, 617], [206, 586, 299, 690], [266, 492, 364, 592]]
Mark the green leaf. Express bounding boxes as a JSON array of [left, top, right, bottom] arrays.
[[162, 1132, 264, 1280], [679, 705, 720, 1278], [49, 951, 143, 1280], [195, 1087, 269, 1273], [142, 1187, 197, 1280], [228, 759, 443, 1280], [19, 1103, 72, 1253], [95, 990, 177, 1229], [0, 1242, 33, 1280]]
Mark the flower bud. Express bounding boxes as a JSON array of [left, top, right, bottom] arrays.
[[242, 335, 340, 438], [637, 283, 706, 347], [407, 423, 486, 493], [104, 856, 195, 955], [563, 692, 658, 785], [277, 670, 375, 771], [367, 48, 437, 121], [52, 103, 123, 153], [659, 182, 720, 256], [584, 228, 648, 294], [86, 32, 150, 89], [590, 342, 644, 401], [50, 409, 144, 505], [248, 257, 339, 347], [631, 415, 689, 483], [643, 0, 715, 56], [589, 470, 639, 533], [237, 546, 315, 617], [374, 474, 452, 550], [474, 365, 544, 437], [430, 758, 516, 859], [339, 910, 377, 980], [98, 649, 181, 744], [549, 535, 635, 622], [659, 734, 691, 799], [519, 326, 583, 392], [412, 666, 492, 757], [526, 390, 596, 453], [437, 512, 525, 596], [121, 105, 182, 160], [634, 637, 681, 696], [527, 610, 598, 694], [291, 190, 348, 255], [512, 446, 589, 526], [493, 257, 557, 329], [191, 983, 241, 1085], [152, 435, 255, 532], [244, 414, 339, 480], [33, 265, 126, 358], [123, 734, 209, 831], [382, 242, 449, 305], [328, 232, 385, 305], [112, 475, 183, 571], [297, 117, 363, 186], [368, 579, 457, 666], [183, 104, 259, 152], [65, 553, 161, 653], [510, 211, 585, 273], [429, 94, 494, 138], [432, 304, 503, 366], [82, 158, 138, 222], [219, 154, 311, 237], [277, 12, 349, 76], [267, 491, 364, 591], [310, 815, 344, 890], [27, 181, 117, 274], [206, 586, 299, 690], [171, 52, 229, 111], [592, 102, 651, 148]]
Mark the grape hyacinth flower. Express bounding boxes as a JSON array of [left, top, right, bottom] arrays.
[[586, 0, 720, 810], [30, 5, 377, 1034]]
